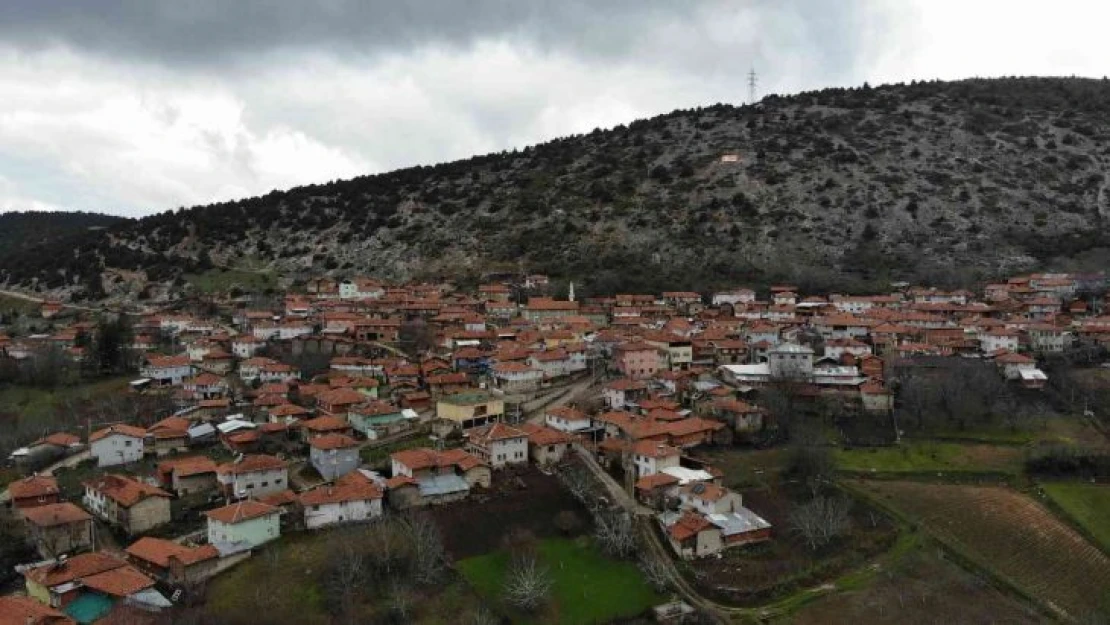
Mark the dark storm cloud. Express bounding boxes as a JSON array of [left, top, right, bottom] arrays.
[[0, 0, 873, 79]]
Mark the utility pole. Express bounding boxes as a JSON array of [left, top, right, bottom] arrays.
[[747, 66, 758, 105]]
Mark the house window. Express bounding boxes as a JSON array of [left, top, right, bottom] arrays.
[[124, 441, 132, 447], [246, 483, 254, 489], [275, 478, 283, 484], [261, 481, 269, 487]]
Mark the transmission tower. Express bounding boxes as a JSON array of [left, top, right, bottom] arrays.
[[747, 66, 758, 105]]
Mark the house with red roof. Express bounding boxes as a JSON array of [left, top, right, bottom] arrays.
[[298, 470, 383, 530], [22, 503, 94, 558], [125, 537, 223, 585], [82, 474, 171, 535], [89, 424, 146, 467], [465, 423, 529, 468]]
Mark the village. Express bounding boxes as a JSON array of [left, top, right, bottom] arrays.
[[0, 270, 1108, 624]]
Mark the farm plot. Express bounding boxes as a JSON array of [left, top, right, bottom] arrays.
[[853, 480, 1110, 619]]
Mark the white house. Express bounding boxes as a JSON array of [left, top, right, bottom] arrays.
[[298, 470, 384, 530], [278, 322, 313, 341], [678, 482, 744, 516], [603, 378, 647, 410], [1026, 324, 1069, 353], [216, 455, 289, 500], [979, 329, 1020, 354], [631, 441, 681, 479], [545, 406, 592, 433], [205, 500, 281, 550], [711, 289, 756, 306], [141, 355, 194, 386], [491, 362, 543, 393], [89, 424, 146, 467], [464, 423, 529, 468], [231, 336, 265, 359]]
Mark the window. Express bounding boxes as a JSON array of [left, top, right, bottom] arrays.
[[261, 481, 269, 487], [275, 478, 283, 484], [124, 440, 132, 447], [246, 483, 254, 489]]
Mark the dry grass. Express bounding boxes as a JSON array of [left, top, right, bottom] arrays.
[[852, 480, 1110, 620]]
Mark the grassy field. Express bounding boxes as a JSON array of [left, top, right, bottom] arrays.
[[834, 441, 1024, 475], [851, 480, 1110, 620], [183, 268, 276, 294], [457, 537, 662, 625], [781, 544, 1042, 625], [0, 376, 133, 423], [0, 293, 40, 315], [1041, 481, 1110, 552]]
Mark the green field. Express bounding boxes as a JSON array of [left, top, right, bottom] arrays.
[[835, 441, 1024, 475], [1041, 481, 1110, 552], [457, 537, 663, 625], [0, 376, 132, 422], [0, 293, 40, 315], [183, 268, 276, 294]]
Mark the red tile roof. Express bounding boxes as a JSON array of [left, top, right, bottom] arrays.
[[391, 447, 485, 472], [83, 474, 171, 507], [217, 454, 287, 476], [125, 537, 219, 568], [309, 433, 360, 451], [89, 424, 146, 443], [204, 500, 280, 524], [298, 471, 383, 507], [0, 596, 75, 625], [22, 502, 92, 527], [8, 474, 60, 500]]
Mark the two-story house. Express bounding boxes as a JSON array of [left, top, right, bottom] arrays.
[[205, 500, 282, 550], [83, 474, 172, 535], [89, 424, 146, 467], [309, 434, 361, 481], [298, 470, 384, 530], [464, 423, 529, 468], [216, 454, 289, 500]]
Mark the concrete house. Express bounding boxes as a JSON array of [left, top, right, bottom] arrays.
[[83, 474, 172, 535], [22, 503, 94, 558], [141, 354, 194, 386], [545, 405, 592, 433], [308, 434, 361, 481], [677, 482, 744, 516], [631, 441, 682, 479], [436, 391, 505, 430], [298, 470, 384, 530], [156, 456, 218, 496], [89, 424, 146, 467], [205, 500, 282, 550], [387, 448, 491, 509], [348, 400, 407, 440], [125, 537, 227, 586], [464, 422, 528, 468], [518, 423, 574, 466], [216, 454, 289, 500]]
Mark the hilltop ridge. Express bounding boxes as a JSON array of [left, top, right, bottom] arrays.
[[3, 77, 1110, 301]]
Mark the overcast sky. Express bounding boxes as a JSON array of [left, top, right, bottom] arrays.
[[0, 0, 1106, 217]]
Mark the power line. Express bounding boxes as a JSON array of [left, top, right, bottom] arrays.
[[747, 66, 758, 105]]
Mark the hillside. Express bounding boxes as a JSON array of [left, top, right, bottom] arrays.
[[3, 77, 1110, 301], [0, 211, 127, 260]]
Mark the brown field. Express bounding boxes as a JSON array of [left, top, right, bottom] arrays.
[[852, 480, 1110, 620], [428, 467, 589, 559], [782, 547, 1043, 625], [688, 485, 899, 606]]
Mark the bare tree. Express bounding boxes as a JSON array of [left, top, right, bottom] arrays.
[[502, 553, 554, 611], [637, 554, 671, 592], [386, 581, 415, 623], [363, 516, 410, 578], [401, 512, 448, 585], [790, 496, 852, 551], [326, 542, 367, 618], [594, 509, 637, 559], [556, 463, 595, 504]]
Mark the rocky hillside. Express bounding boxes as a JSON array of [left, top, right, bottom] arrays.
[[3, 77, 1110, 300]]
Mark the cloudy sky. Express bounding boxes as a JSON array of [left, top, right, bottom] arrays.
[[0, 0, 1106, 217]]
